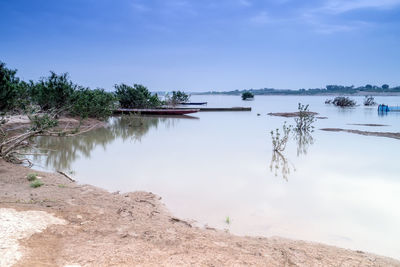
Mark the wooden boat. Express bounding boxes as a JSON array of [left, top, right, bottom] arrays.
[[115, 108, 199, 115], [179, 102, 208, 105]]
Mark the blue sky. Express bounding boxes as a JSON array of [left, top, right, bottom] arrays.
[[1, 0, 400, 91]]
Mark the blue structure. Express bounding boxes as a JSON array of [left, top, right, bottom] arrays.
[[378, 104, 400, 113]]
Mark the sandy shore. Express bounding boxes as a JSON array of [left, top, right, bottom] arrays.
[[320, 128, 400, 140], [0, 160, 399, 266]]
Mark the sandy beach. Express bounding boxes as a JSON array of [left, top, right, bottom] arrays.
[[1, 159, 399, 266]]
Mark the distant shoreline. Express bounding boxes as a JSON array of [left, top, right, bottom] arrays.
[[193, 92, 400, 96]]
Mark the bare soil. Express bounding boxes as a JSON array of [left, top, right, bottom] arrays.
[[1, 160, 399, 266], [348, 123, 389, 127], [320, 128, 400, 140], [267, 112, 319, 118]]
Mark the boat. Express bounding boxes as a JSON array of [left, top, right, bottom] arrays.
[[115, 108, 200, 115], [179, 102, 208, 105]]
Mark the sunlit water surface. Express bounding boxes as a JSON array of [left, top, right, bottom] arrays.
[[29, 95, 400, 259]]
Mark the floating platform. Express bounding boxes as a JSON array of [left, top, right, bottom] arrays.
[[115, 108, 199, 115], [196, 107, 251, 112], [114, 107, 251, 114], [179, 102, 208, 105]]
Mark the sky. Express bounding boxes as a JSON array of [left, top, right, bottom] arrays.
[[1, 0, 400, 92]]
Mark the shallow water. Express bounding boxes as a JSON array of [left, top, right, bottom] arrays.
[[29, 95, 400, 259]]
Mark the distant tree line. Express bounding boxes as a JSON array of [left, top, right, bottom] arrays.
[[199, 84, 400, 96], [1, 61, 190, 119]]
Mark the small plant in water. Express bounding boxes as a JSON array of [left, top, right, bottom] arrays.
[[26, 173, 38, 181], [271, 122, 291, 152], [363, 95, 377, 106], [225, 216, 231, 224], [30, 179, 44, 188], [294, 103, 315, 133]]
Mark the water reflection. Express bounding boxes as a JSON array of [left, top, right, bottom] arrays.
[[269, 150, 295, 182], [269, 122, 315, 180], [294, 129, 315, 156], [31, 115, 191, 171]]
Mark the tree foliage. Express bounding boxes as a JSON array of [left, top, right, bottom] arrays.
[[0, 61, 29, 111], [172, 91, 189, 103], [30, 72, 77, 110], [241, 91, 254, 100], [115, 83, 161, 108], [71, 88, 116, 119], [329, 97, 356, 107]]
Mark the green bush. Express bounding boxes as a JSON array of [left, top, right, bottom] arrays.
[[241, 91, 254, 100], [0, 61, 29, 111], [332, 96, 356, 107], [26, 173, 38, 181], [172, 91, 189, 103], [71, 88, 116, 119], [115, 83, 161, 108], [30, 72, 77, 110], [30, 179, 44, 188]]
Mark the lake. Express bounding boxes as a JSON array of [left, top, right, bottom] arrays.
[[29, 95, 400, 259]]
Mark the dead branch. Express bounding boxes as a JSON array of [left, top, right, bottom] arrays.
[[57, 170, 76, 182]]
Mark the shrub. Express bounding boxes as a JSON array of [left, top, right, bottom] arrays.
[[332, 97, 356, 107], [363, 95, 376, 106], [294, 103, 315, 133], [241, 91, 254, 100], [28, 112, 58, 131], [30, 179, 43, 188], [0, 61, 29, 111], [30, 72, 77, 110], [164, 90, 190, 106], [71, 88, 116, 119], [115, 83, 161, 108], [27, 173, 38, 181], [172, 91, 189, 103], [271, 122, 291, 152]]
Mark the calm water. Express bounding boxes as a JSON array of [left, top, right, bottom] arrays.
[[30, 95, 400, 259]]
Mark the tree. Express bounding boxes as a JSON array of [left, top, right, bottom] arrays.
[[0, 61, 29, 111], [382, 84, 389, 90], [30, 72, 77, 110], [171, 91, 189, 103], [331, 97, 356, 107], [115, 83, 161, 108], [70, 88, 116, 119], [241, 91, 254, 100]]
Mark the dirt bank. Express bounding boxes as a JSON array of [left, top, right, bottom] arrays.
[[348, 123, 389, 127], [267, 112, 327, 119], [0, 160, 399, 266], [267, 111, 319, 118], [320, 128, 400, 140]]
